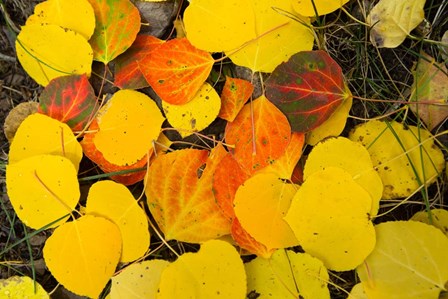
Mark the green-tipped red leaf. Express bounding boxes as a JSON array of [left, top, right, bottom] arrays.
[[38, 74, 97, 131], [139, 38, 214, 105], [87, 0, 140, 64], [114, 35, 164, 89], [265, 50, 347, 133]]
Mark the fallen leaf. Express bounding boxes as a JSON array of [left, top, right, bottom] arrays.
[[6, 155, 79, 229], [38, 74, 98, 132], [86, 180, 150, 263], [145, 146, 231, 242], [285, 167, 375, 271], [265, 50, 348, 133], [162, 82, 221, 138], [3, 101, 38, 142], [231, 218, 274, 258], [411, 209, 448, 237], [43, 215, 122, 298], [234, 173, 299, 250], [219, 76, 254, 122], [81, 119, 148, 186], [348, 120, 445, 199], [0, 276, 49, 298], [367, 0, 425, 48], [184, 0, 314, 72], [26, 0, 95, 39], [8, 113, 83, 170], [357, 221, 448, 298], [257, 132, 305, 180], [212, 151, 249, 221], [306, 86, 353, 145], [225, 95, 291, 174], [157, 240, 247, 299], [245, 250, 330, 299], [409, 53, 448, 130], [110, 260, 169, 299], [114, 35, 164, 89], [292, 0, 350, 16], [93, 89, 164, 166], [139, 37, 214, 105], [87, 0, 140, 63], [348, 283, 368, 299], [15, 24, 93, 86], [303, 137, 383, 216]]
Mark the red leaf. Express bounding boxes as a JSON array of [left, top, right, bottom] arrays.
[[265, 50, 348, 133], [219, 77, 254, 122], [114, 35, 164, 89], [87, 0, 140, 64], [38, 74, 98, 132], [81, 119, 147, 186], [225, 95, 291, 174], [231, 218, 274, 258], [213, 152, 249, 221], [139, 38, 214, 105]]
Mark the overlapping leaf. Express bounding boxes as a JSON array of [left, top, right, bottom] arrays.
[[16, 24, 93, 86], [145, 146, 231, 242], [219, 76, 254, 122], [265, 50, 348, 133], [357, 221, 448, 298], [411, 209, 448, 237], [139, 38, 214, 105], [157, 240, 247, 299], [43, 215, 122, 298], [246, 250, 330, 299], [162, 82, 221, 138], [86, 180, 150, 263], [6, 155, 79, 230], [225, 96, 291, 174], [87, 0, 140, 63], [231, 218, 274, 258], [292, 0, 349, 16], [0, 276, 49, 298], [38, 74, 98, 132], [114, 35, 164, 89]]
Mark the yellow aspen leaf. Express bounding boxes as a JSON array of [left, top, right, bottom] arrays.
[[0, 276, 49, 298], [93, 89, 164, 166], [6, 155, 79, 230], [367, 0, 425, 48], [348, 283, 368, 299], [257, 132, 305, 180], [219, 76, 254, 122], [246, 250, 330, 299], [110, 260, 169, 299], [162, 82, 221, 138], [145, 146, 231, 243], [26, 0, 95, 40], [292, 0, 350, 16], [234, 173, 299, 251], [15, 24, 93, 86], [411, 209, 448, 237], [231, 218, 275, 258], [184, 0, 314, 72], [8, 113, 83, 170], [225, 95, 291, 174], [285, 167, 375, 271], [409, 53, 448, 130], [307, 89, 353, 145], [158, 240, 246, 299], [43, 215, 122, 298], [85, 180, 150, 263], [357, 221, 448, 298], [303, 137, 383, 216], [348, 120, 445, 199]]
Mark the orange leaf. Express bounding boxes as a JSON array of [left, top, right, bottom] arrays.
[[114, 35, 164, 89], [212, 152, 249, 221], [219, 77, 254, 122], [81, 119, 147, 186], [225, 95, 291, 174], [231, 218, 274, 258], [145, 145, 231, 243], [139, 38, 214, 105]]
